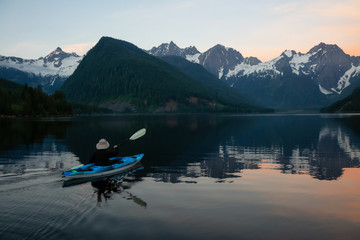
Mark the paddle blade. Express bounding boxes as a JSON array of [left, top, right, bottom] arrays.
[[130, 128, 146, 140]]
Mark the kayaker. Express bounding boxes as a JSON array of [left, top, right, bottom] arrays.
[[88, 139, 119, 166]]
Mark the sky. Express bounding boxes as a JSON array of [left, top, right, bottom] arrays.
[[0, 0, 359, 62]]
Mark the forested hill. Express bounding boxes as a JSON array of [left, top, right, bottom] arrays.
[[61, 37, 271, 113], [322, 86, 360, 113]]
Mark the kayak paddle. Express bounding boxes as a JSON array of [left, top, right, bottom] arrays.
[[118, 128, 146, 146]]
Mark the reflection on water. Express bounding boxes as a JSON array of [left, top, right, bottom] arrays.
[[210, 123, 360, 180], [91, 168, 147, 208], [1, 115, 360, 182], [0, 118, 72, 151], [0, 118, 78, 182], [142, 115, 360, 183], [1, 115, 360, 240], [63, 164, 147, 208]]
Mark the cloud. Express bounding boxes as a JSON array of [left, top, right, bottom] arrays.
[[62, 42, 96, 56], [305, 0, 360, 19], [174, 1, 194, 9], [272, 2, 299, 14]]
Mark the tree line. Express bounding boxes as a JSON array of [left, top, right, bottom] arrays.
[[0, 82, 72, 116]]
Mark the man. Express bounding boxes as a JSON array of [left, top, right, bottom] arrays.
[[89, 139, 119, 166]]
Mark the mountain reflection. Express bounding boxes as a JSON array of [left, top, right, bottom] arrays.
[[0, 118, 72, 151], [1, 115, 360, 182], [145, 115, 360, 182], [0, 118, 77, 177]]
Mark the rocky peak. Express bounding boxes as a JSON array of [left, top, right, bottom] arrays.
[[203, 44, 244, 61], [149, 41, 200, 58], [210, 44, 226, 51], [194, 45, 243, 79], [308, 42, 351, 71], [183, 46, 200, 55], [43, 47, 79, 63], [243, 56, 262, 66], [281, 50, 298, 59], [149, 41, 181, 57], [167, 41, 181, 54], [309, 42, 345, 56]]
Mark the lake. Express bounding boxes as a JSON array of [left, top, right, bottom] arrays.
[[1, 114, 360, 240]]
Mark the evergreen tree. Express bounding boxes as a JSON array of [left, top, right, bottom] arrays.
[[0, 79, 73, 116], [0, 89, 13, 115]]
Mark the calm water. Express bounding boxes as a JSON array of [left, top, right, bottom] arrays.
[[1, 114, 360, 240]]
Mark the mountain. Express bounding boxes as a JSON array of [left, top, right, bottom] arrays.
[[0, 48, 82, 93], [226, 43, 360, 94], [148, 42, 360, 109], [227, 43, 360, 109], [4, 39, 358, 110], [62, 37, 269, 113], [148, 43, 261, 79], [159, 55, 263, 109], [148, 41, 200, 58], [322, 86, 360, 113]]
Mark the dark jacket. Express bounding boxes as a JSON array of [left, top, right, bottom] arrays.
[[89, 147, 119, 166]]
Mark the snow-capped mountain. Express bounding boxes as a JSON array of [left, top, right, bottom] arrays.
[[148, 42, 261, 79], [149, 42, 360, 108], [226, 43, 360, 95], [0, 47, 82, 93], [190, 44, 244, 79], [148, 41, 200, 58]]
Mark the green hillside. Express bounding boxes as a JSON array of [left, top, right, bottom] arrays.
[[62, 37, 270, 113], [322, 87, 360, 113]]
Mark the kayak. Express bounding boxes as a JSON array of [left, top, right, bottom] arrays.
[[63, 164, 144, 188], [62, 154, 144, 180]]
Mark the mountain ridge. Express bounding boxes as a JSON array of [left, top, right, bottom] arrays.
[[61, 37, 269, 113], [0, 47, 82, 93], [2, 39, 359, 110], [148, 41, 360, 109]]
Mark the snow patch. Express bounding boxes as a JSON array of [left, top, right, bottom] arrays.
[[218, 67, 224, 79], [284, 50, 293, 58], [186, 53, 200, 64], [289, 53, 309, 75], [319, 84, 333, 95], [288, 51, 319, 75], [332, 64, 360, 94], [0, 55, 82, 77], [226, 55, 282, 79]]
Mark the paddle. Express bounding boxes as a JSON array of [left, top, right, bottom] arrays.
[[117, 128, 147, 147]]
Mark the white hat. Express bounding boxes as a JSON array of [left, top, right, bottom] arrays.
[[96, 139, 110, 150]]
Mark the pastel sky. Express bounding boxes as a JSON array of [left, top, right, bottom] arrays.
[[0, 0, 359, 62]]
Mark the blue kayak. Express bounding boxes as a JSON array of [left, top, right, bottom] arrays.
[[62, 154, 144, 180]]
